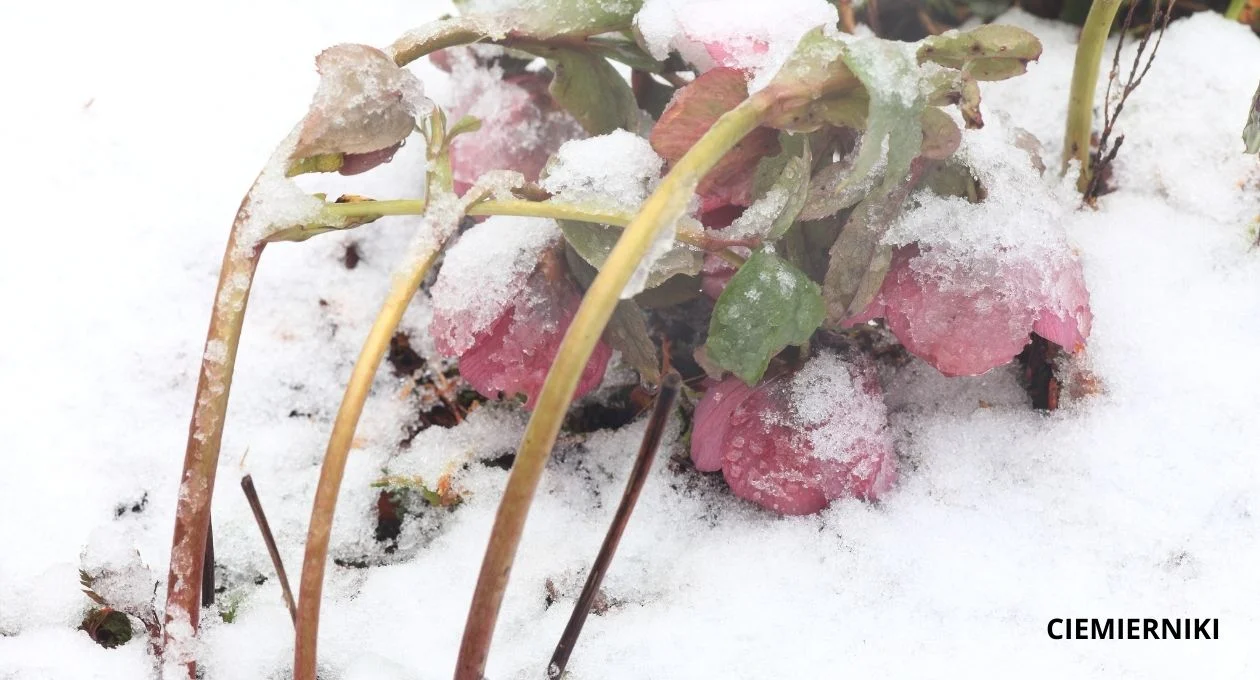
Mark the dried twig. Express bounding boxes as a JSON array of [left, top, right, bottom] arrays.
[[1085, 0, 1175, 203], [547, 370, 682, 679], [241, 475, 297, 625]]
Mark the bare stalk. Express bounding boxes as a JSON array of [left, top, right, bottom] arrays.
[[548, 371, 681, 679], [1062, 0, 1123, 191], [452, 90, 775, 680], [293, 233, 447, 680], [163, 217, 262, 672]]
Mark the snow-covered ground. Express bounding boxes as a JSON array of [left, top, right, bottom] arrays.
[[2, 1, 1259, 678]]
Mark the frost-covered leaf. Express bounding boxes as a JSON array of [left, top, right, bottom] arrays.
[[764, 27, 859, 102], [558, 219, 702, 289], [450, 0, 644, 39], [823, 161, 925, 322], [747, 133, 811, 240], [650, 67, 780, 209], [1245, 81, 1260, 155], [796, 39, 925, 221], [917, 24, 1042, 81], [920, 107, 961, 160], [706, 250, 824, 384], [546, 47, 640, 135], [293, 44, 430, 164]]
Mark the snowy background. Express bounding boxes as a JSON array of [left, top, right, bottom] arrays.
[[2, 1, 1259, 678]]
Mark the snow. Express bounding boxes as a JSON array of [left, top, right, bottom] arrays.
[[429, 215, 561, 354], [540, 130, 664, 213], [2, 3, 1260, 680], [636, 0, 840, 91]]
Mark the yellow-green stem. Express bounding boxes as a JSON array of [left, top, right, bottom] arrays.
[[1225, 0, 1246, 20], [1062, 0, 1123, 192], [293, 241, 443, 680], [452, 90, 775, 680], [163, 218, 262, 674], [325, 199, 746, 266]]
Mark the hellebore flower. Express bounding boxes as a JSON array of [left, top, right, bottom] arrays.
[[691, 353, 897, 515], [846, 245, 1092, 377], [429, 216, 611, 409], [292, 44, 431, 175], [438, 48, 586, 195]]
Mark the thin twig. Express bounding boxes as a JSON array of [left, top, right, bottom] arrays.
[[1086, 0, 1174, 203], [241, 475, 297, 626], [547, 371, 682, 679], [201, 519, 215, 608]]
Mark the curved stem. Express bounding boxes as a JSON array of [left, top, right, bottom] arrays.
[[163, 220, 262, 673], [452, 91, 775, 680], [1062, 0, 1122, 192], [293, 234, 447, 680]]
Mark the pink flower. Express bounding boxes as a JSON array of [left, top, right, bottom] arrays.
[[439, 49, 586, 195], [846, 245, 1092, 377], [429, 218, 611, 410], [691, 354, 897, 515]]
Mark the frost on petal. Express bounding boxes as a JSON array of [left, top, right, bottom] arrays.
[[455, 264, 612, 409], [650, 68, 779, 209], [294, 44, 431, 161], [429, 216, 561, 355], [849, 245, 1092, 377], [445, 50, 586, 194], [691, 353, 896, 515], [853, 117, 1093, 376], [636, 0, 838, 90]]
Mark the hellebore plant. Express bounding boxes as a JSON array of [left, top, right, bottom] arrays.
[[160, 1, 1097, 678]]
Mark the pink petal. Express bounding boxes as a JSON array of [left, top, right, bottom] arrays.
[[845, 246, 1092, 377], [692, 357, 897, 515], [448, 69, 585, 195], [691, 376, 758, 472], [455, 269, 611, 410]]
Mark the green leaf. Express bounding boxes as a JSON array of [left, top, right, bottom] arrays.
[[558, 219, 702, 290], [919, 107, 961, 160], [1245, 81, 1260, 155], [917, 24, 1042, 78], [823, 161, 926, 322], [607, 299, 661, 383], [453, 0, 644, 39], [749, 133, 812, 240], [705, 251, 825, 385], [547, 48, 640, 135]]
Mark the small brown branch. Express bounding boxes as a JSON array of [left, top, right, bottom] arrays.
[[836, 0, 857, 33], [1086, 0, 1174, 203], [547, 370, 682, 679], [241, 475, 297, 625]]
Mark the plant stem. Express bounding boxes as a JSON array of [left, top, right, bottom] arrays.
[[293, 234, 446, 680], [1226, 0, 1246, 20], [163, 222, 262, 672], [1062, 0, 1122, 192], [548, 371, 681, 679], [241, 475, 297, 626], [324, 199, 747, 266], [452, 90, 775, 680]]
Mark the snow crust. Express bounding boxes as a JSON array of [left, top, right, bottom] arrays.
[[428, 215, 561, 354], [3, 3, 1260, 680]]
